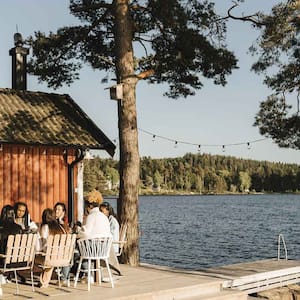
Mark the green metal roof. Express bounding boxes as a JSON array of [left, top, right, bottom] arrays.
[[0, 89, 115, 156]]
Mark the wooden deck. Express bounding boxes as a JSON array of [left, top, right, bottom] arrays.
[[1, 259, 300, 299], [0, 263, 245, 300], [200, 259, 300, 294]]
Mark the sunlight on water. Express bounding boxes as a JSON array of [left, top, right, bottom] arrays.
[[107, 194, 300, 270]]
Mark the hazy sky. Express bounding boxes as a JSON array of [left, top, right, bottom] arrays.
[[0, 0, 299, 164]]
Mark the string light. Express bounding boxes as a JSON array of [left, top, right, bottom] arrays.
[[138, 128, 267, 151], [198, 145, 201, 153]]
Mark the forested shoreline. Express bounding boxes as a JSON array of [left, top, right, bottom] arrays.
[[83, 153, 300, 195]]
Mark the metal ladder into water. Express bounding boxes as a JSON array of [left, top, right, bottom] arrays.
[[277, 233, 288, 260], [223, 234, 300, 294]]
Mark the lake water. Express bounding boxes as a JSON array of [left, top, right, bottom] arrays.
[[108, 194, 300, 270]]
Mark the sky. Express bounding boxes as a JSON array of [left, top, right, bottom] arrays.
[[0, 0, 299, 164]]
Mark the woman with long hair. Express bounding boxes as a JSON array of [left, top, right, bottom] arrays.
[[14, 202, 38, 232], [99, 201, 120, 253], [53, 202, 71, 284], [0, 205, 24, 283], [36, 208, 67, 288], [0, 205, 23, 253], [54, 202, 67, 226]]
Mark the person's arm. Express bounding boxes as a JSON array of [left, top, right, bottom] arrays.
[[111, 217, 120, 242], [40, 224, 49, 239], [78, 214, 94, 239], [28, 214, 38, 232], [37, 224, 48, 252]]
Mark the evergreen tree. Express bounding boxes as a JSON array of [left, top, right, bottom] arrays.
[[89, 153, 300, 194], [27, 1, 237, 264], [248, 0, 300, 149]]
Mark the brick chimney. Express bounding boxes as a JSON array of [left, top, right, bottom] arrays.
[[9, 33, 29, 90]]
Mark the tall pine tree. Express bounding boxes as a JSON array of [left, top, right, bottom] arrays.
[[27, 0, 237, 265]]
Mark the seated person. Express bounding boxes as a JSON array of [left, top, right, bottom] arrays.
[[53, 202, 71, 285], [100, 202, 120, 253], [0, 205, 23, 254], [76, 193, 112, 281], [80, 189, 104, 226], [0, 205, 24, 281], [54, 202, 68, 227], [77, 195, 111, 239], [14, 202, 38, 232], [35, 208, 67, 288]]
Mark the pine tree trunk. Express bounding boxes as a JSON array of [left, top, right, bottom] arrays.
[[114, 0, 140, 266]]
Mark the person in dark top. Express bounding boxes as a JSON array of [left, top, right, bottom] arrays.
[[0, 205, 23, 253], [0, 205, 24, 282]]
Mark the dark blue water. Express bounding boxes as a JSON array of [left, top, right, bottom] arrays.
[[108, 194, 300, 270]]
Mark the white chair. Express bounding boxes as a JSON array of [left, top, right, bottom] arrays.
[[74, 237, 114, 291], [0, 233, 37, 295], [38, 234, 76, 288], [113, 222, 127, 257]]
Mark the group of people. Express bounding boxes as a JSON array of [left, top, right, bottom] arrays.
[[0, 190, 120, 288]]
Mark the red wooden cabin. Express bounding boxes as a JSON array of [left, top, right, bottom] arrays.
[[0, 34, 115, 223]]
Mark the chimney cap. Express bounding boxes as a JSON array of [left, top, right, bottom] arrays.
[[13, 32, 24, 47]]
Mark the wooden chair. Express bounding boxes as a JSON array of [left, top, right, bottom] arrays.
[[74, 237, 114, 291], [38, 234, 76, 288], [0, 233, 37, 295], [113, 222, 127, 257]]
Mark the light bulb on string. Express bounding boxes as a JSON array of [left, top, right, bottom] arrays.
[[137, 127, 267, 153]]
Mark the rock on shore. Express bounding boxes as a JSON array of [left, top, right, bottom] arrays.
[[255, 284, 300, 299]]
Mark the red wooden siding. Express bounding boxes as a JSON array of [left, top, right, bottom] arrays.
[[0, 144, 78, 223]]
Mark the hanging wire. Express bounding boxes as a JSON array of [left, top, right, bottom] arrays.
[[138, 128, 267, 149]]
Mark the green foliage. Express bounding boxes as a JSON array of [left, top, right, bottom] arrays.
[[254, 94, 300, 149], [153, 170, 163, 188], [83, 157, 118, 194], [27, 0, 237, 98], [238, 171, 251, 192], [86, 153, 300, 194], [251, 0, 300, 149]]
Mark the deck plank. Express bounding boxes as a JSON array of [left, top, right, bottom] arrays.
[[2, 259, 300, 299], [200, 259, 300, 280]]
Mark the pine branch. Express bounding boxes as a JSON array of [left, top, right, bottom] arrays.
[[136, 69, 155, 80], [220, 1, 265, 27], [70, 2, 112, 13]]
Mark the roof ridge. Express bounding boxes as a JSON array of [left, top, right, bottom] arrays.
[[0, 88, 69, 97]]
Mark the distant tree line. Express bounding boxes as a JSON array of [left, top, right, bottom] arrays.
[[83, 153, 300, 195]]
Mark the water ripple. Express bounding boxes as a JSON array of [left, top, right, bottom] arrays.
[[106, 194, 300, 270], [138, 194, 300, 270]]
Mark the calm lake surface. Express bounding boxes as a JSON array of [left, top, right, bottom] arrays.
[[108, 194, 300, 270]]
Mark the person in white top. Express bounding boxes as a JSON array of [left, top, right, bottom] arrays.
[[76, 193, 114, 280], [78, 201, 111, 239], [100, 202, 120, 253]]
